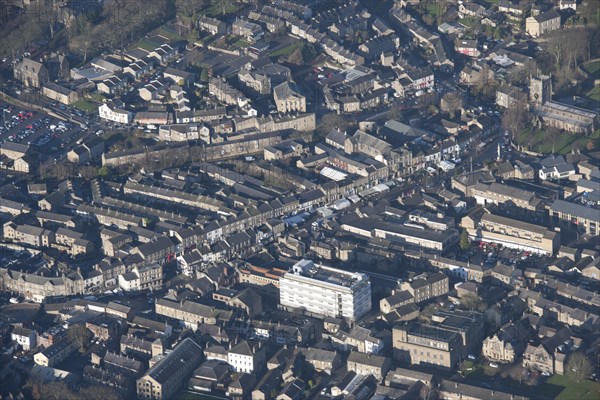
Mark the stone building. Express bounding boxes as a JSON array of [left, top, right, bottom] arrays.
[[273, 82, 306, 113], [14, 58, 49, 88]]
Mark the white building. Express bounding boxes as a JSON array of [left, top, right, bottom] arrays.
[[227, 340, 265, 374], [279, 260, 372, 322], [118, 271, 140, 292], [99, 103, 133, 124], [11, 327, 36, 351]]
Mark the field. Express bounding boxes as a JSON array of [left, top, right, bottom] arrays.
[[539, 375, 599, 400], [425, 3, 443, 18], [270, 41, 304, 57], [72, 99, 98, 113], [582, 60, 600, 77], [516, 128, 599, 154], [203, 2, 240, 17], [586, 85, 600, 101]]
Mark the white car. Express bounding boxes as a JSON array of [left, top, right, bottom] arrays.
[[489, 362, 499, 368]]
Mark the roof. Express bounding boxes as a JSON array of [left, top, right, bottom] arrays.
[[347, 351, 389, 369], [229, 340, 259, 357], [144, 338, 202, 384], [534, 9, 561, 23], [550, 199, 600, 222]]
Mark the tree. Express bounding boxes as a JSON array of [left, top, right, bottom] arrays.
[[567, 352, 592, 382], [461, 293, 486, 312], [502, 100, 529, 137], [586, 140, 595, 151], [287, 47, 304, 65], [67, 324, 92, 351], [301, 43, 318, 63], [460, 230, 470, 251], [200, 68, 209, 82], [40, 0, 61, 39], [317, 113, 350, 140], [69, 35, 93, 62]]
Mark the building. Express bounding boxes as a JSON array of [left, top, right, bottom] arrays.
[[469, 182, 545, 213], [455, 39, 480, 57], [482, 320, 533, 364], [526, 9, 561, 37], [346, 352, 391, 381], [99, 102, 133, 124], [0, 268, 84, 303], [534, 101, 598, 135], [273, 82, 306, 113], [539, 155, 576, 180], [34, 339, 77, 367], [393, 322, 463, 370], [496, 84, 527, 109], [331, 326, 384, 355], [42, 83, 79, 105], [227, 340, 266, 374], [3, 223, 54, 247], [232, 19, 263, 42], [461, 210, 560, 256], [136, 338, 203, 400], [198, 16, 226, 35], [14, 58, 49, 88], [399, 272, 449, 303], [11, 326, 36, 351], [155, 298, 233, 328], [522, 328, 572, 375], [549, 199, 600, 235], [279, 260, 371, 322]]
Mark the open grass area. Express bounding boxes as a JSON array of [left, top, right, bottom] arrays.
[[157, 26, 183, 41], [134, 38, 159, 52], [177, 391, 227, 400], [516, 128, 600, 154], [232, 38, 250, 48], [582, 60, 600, 76], [72, 99, 98, 113], [586, 85, 600, 102], [425, 2, 444, 18], [539, 375, 599, 400], [458, 17, 479, 28], [203, 2, 240, 17], [86, 92, 106, 102], [270, 41, 304, 57]]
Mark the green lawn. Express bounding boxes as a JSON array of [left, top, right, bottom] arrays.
[[539, 375, 599, 400], [270, 41, 304, 57], [72, 99, 98, 113], [516, 128, 600, 154], [458, 17, 479, 28], [134, 38, 159, 52], [203, 2, 240, 17], [582, 60, 600, 76], [586, 85, 600, 102], [425, 3, 443, 18], [177, 391, 227, 400], [232, 38, 250, 48]]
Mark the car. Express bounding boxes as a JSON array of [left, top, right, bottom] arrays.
[[541, 371, 551, 377], [468, 354, 476, 360], [489, 362, 499, 368]]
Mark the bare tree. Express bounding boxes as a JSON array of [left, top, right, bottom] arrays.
[[502, 100, 529, 138], [567, 352, 593, 382], [40, 0, 61, 39], [67, 324, 92, 351]]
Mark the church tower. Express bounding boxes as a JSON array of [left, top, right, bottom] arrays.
[[530, 75, 552, 104]]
